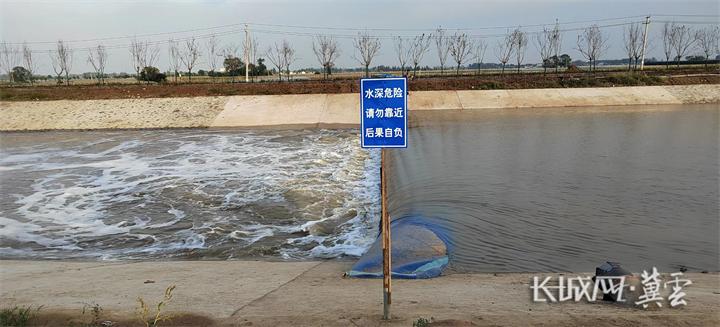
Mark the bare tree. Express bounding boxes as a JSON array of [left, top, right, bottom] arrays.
[[352, 32, 381, 78], [623, 23, 643, 70], [550, 20, 562, 73], [129, 38, 144, 82], [222, 43, 240, 59], [49, 48, 64, 85], [435, 27, 450, 75], [536, 26, 557, 74], [408, 33, 432, 77], [266, 42, 284, 81], [635, 27, 653, 71], [281, 40, 297, 81], [512, 28, 528, 73], [179, 37, 200, 82], [168, 39, 181, 83], [147, 45, 160, 69], [129, 38, 159, 83], [0, 42, 20, 83], [250, 37, 260, 81], [87, 44, 108, 85], [662, 22, 676, 68], [206, 34, 219, 82], [54, 40, 73, 85], [22, 43, 36, 84], [448, 32, 473, 76], [312, 35, 340, 79], [494, 31, 515, 76], [671, 23, 695, 67], [576, 25, 607, 72], [474, 39, 488, 74], [222, 43, 240, 82], [393, 36, 411, 76], [695, 26, 720, 68]]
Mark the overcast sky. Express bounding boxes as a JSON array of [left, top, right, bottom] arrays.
[[1, 0, 718, 74]]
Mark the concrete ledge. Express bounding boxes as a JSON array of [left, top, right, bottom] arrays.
[[1, 260, 718, 326], [1, 85, 717, 131]]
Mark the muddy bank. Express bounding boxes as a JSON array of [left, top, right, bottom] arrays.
[[1, 85, 718, 131]]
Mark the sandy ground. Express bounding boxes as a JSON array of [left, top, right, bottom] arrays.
[[1, 260, 718, 326], [0, 96, 225, 131]]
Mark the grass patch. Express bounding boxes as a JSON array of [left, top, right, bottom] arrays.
[[476, 81, 505, 90], [0, 90, 52, 101], [606, 73, 663, 86], [0, 305, 41, 327], [561, 77, 601, 88], [65, 302, 108, 327], [413, 317, 431, 327]]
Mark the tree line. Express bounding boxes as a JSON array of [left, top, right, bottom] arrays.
[[0, 21, 718, 85]]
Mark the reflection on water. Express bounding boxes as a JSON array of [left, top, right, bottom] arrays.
[[0, 129, 380, 260], [388, 105, 719, 272]]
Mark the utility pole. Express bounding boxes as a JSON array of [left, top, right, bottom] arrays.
[[640, 15, 651, 71], [245, 24, 250, 83]]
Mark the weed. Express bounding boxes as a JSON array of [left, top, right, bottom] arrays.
[[606, 73, 663, 86], [477, 81, 505, 90], [136, 285, 176, 327], [0, 305, 41, 327], [413, 317, 431, 327], [68, 302, 115, 327]]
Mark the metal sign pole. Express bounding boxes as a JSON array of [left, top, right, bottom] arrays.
[[381, 148, 391, 320]]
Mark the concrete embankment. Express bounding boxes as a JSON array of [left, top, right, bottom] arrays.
[[1, 260, 718, 326], [0, 84, 718, 131]]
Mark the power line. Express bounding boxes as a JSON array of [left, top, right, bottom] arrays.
[[653, 20, 719, 24], [244, 15, 648, 32], [651, 14, 720, 17], [6, 23, 247, 46], [24, 21, 645, 54], [5, 14, 715, 46], [9, 17, 718, 54]]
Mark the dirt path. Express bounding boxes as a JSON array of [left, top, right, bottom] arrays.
[[1, 260, 718, 326]]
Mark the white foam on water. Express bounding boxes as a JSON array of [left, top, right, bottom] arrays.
[[284, 148, 381, 258], [0, 129, 381, 260]]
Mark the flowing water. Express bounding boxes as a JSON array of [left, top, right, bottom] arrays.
[[388, 104, 719, 272], [0, 129, 380, 260], [1, 104, 717, 273]]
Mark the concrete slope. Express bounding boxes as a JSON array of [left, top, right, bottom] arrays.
[[1, 85, 717, 131], [210, 84, 717, 128]]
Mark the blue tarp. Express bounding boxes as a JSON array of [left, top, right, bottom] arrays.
[[347, 216, 450, 279]]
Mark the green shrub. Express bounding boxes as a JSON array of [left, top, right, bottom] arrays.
[[606, 73, 662, 86], [477, 81, 505, 90], [413, 317, 431, 327], [0, 305, 41, 327], [138, 66, 167, 84]]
